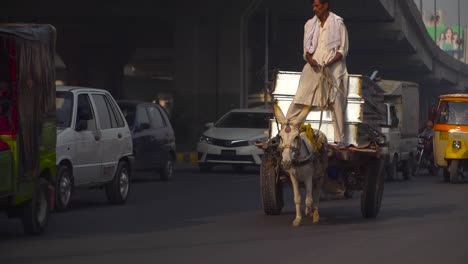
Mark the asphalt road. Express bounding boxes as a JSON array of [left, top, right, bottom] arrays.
[[1, 164, 468, 264]]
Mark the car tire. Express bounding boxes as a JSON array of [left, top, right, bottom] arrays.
[[22, 178, 50, 236], [160, 157, 174, 181], [105, 161, 131, 205], [55, 165, 73, 212], [386, 155, 398, 181]]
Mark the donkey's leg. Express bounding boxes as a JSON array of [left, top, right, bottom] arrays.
[[312, 176, 324, 224], [290, 174, 302, 227], [304, 174, 313, 217]]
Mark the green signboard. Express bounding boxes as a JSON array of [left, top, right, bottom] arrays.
[[426, 25, 464, 60]]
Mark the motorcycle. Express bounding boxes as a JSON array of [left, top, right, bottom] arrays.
[[414, 134, 437, 176]]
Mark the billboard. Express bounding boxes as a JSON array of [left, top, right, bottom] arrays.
[[426, 25, 464, 61]]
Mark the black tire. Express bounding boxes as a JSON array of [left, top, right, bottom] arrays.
[[105, 161, 131, 204], [386, 155, 398, 181], [449, 160, 460, 184], [260, 152, 283, 215], [160, 156, 174, 181], [55, 165, 73, 212], [361, 157, 385, 218], [402, 158, 413, 181], [199, 163, 212, 172], [22, 178, 50, 236]]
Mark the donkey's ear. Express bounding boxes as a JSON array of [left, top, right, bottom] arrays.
[[273, 101, 286, 125], [290, 105, 310, 126]]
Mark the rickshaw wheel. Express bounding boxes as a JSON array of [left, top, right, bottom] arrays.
[[361, 157, 385, 218], [443, 168, 450, 182], [260, 152, 283, 215], [449, 160, 461, 184], [22, 178, 50, 236]]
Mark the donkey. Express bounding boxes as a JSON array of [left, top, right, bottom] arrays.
[[273, 103, 329, 226]]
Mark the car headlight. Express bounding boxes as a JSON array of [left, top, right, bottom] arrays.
[[248, 136, 269, 145], [199, 136, 213, 144], [453, 140, 462, 149]]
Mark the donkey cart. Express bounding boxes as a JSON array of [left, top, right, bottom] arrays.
[[259, 71, 387, 220]]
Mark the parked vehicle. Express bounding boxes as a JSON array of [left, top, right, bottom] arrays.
[[55, 87, 134, 211], [117, 101, 176, 181], [0, 24, 57, 235], [197, 108, 272, 172], [378, 80, 419, 181], [433, 94, 468, 183]]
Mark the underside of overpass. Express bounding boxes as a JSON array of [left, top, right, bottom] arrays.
[[2, 0, 468, 150]]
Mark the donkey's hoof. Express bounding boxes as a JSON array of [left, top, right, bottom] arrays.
[[292, 218, 302, 227], [305, 208, 312, 217], [312, 211, 320, 224]]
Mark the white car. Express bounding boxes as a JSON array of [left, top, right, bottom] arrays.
[[197, 108, 273, 172], [55, 86, 134, 211]]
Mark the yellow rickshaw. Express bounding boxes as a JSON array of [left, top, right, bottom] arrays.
[[433, 94, 468, 183]]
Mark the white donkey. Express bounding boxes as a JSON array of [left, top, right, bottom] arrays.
[[274, 103, 329, 226]]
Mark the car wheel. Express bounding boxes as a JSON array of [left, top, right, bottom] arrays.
[[105, 161, 131, 204], [55, 165, 73, 212], [160, 157, 174, 181]]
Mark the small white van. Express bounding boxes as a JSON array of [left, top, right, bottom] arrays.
[[55, 86, 134, 211]]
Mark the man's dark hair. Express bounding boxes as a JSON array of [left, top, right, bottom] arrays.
[[312, 0, 330, 10]]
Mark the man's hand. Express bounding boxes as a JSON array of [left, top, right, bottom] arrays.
[[306, 52, 320, 72]]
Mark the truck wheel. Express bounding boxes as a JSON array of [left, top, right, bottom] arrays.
[[260, 152, 283, 215], [449, 160, 460, 184], [22, 178, 50, 236], [55, 165, 73, 211], [386, 155, 398, 181], [105, 161, 131, 204], [160, 157, 174, 181], [361, 157, 385, 218]]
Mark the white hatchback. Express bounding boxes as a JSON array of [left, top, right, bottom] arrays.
[[55, 86, 134, 211], [197, 108, 272, 172]]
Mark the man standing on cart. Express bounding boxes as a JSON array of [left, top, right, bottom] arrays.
[[287, 0, 349, 146]]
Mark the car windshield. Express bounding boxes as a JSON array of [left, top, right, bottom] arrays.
[[56, 91, 73, 128], [215, 111, 272, 129], [437, 101, 468, 125], [118, 103, 136, 128]]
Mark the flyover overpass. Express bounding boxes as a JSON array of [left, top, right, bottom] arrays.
[[1, 0, 467, 148]]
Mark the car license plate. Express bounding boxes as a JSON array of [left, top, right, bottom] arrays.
[[221, 149, 236, 156]]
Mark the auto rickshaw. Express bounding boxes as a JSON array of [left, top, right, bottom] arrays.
[[0, 24, 57, 235], [433, 94, 468, 183]]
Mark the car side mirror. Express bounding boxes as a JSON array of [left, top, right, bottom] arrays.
[[75, 120, 88, 131], [135, 122, 150, 132], [78, 107, 92, 121]]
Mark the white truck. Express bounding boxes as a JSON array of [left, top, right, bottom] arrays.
[[378, 79, 420, 181]]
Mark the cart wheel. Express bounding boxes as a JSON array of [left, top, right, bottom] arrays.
[[449, 160, 461, 184], [361, 157, 385, 218], [22, 178, 50, 236], [260, 152, 283, 215]]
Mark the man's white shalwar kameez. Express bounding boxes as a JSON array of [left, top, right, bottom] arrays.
[[286, 12, 349, 143]]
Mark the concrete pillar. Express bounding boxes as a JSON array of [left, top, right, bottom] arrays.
[[173, 8, 247, 150]]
